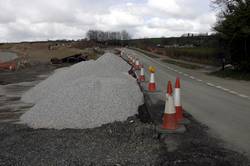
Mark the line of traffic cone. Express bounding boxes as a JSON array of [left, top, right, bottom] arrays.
[[157, 81, 186, 133], [125, 54, 187, 133]]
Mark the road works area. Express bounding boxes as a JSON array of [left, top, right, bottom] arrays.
[[0, 48, 249, 166]]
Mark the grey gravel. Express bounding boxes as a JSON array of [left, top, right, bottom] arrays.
[[0, 117, 165, 166]]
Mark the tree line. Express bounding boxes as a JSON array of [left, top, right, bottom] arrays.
[[86, 30, 131, 42], [213, 0, 250, 71]]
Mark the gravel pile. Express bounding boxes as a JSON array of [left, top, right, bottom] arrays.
[[22, 53, 131, 103], [20, 53, 143, 129]]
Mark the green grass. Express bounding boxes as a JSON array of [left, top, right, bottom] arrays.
[[130, 47, 159, 59], [209, 69, 250, 81], [161, 59, 201, 69], [174, 47, 218, 55], [163, 47, 220, 66]]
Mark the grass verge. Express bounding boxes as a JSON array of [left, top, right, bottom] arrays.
[[209, 69, 250, 81], [129, 47, 159, 59], [161, 59, 201, 69]]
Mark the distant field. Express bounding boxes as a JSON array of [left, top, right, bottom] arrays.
[[168, 47, 219, 65], [210, 69, 250, 81], [161, 59, 201, 69], [174, 47, 217, 55], [129, 47, 159, 59], [136, 46, 220, 66], [0, 42, 100, 63]]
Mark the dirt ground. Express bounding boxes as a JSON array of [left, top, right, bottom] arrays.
[[0, 42, 100, 63], [0, 62, 249, 166]]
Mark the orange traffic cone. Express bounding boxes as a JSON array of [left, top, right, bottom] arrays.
[[162, 81, 178, 130], [139, 65, 145, 82], [157, 81, 186, 133], [174, 77, 190, 125], [132, 58, 135, 66], [148, 66, 156, 92], [135, 59, 140, 70], [175, 77, 183, 122], [128, 56, 132, 64]]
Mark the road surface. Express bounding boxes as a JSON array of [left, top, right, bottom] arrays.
[[123, 48, 250, 157]]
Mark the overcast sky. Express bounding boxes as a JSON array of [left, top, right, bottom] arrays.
[[0, 0, 217, 42]]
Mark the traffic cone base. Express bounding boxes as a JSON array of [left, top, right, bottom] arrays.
[[157, 124, 186, 134], [178, 118, 191, 125]]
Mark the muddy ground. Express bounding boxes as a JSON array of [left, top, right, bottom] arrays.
[[0, 63, 249, 166]]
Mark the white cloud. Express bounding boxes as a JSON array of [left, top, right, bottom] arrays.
[[0, 0, 217, 42], [147, 0, 181, 15], [147, 17, 194, 31], [97, 9, 144, 28]]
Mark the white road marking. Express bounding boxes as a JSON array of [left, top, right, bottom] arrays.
[[238, 94, 249, 98], [189, 76, 195, 79], [221, 87, 230, 91], [215, 86, 223, 89], [206, 82, 215, 87], [229, 91, 238, 95], [184, 73, 189, 76]]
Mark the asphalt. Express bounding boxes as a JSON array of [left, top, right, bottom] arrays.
[[123, 48, 250, 157]]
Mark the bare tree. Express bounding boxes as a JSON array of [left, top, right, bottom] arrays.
[[86, 30, 131, 41], [121, 30, 131, 40]]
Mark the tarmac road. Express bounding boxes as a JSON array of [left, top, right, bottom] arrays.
[[123, 48, 250, 157]]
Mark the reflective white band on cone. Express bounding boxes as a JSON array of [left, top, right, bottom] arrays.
[[165, 94, 176, 114], [135, 60, 139, 66], [150, 73, 155, 83], [174, 88, 181, 106], [140, 67, 144, 76]]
